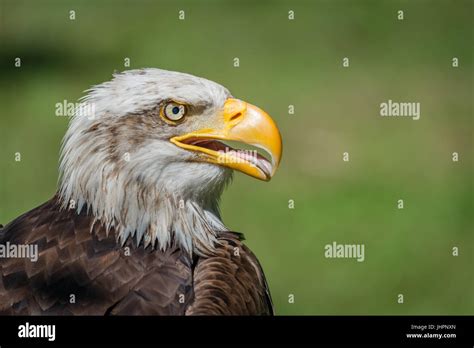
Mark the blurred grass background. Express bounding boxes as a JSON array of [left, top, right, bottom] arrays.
[[0, 0, 472, 314]]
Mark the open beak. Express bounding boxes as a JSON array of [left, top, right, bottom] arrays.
[[170, 98, 282, 181]]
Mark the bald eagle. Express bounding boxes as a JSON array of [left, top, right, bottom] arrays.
[[0, 69, 282, 315]]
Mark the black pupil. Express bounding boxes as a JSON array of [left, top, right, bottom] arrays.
[[172, 106, 180, 114]]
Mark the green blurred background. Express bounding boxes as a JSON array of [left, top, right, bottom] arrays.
[[0, 0, 472, 314]]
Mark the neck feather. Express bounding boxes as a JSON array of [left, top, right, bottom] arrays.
[[58, 125, 232, 255]]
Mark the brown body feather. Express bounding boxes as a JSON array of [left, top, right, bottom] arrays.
[[0, 196, 273, 315]]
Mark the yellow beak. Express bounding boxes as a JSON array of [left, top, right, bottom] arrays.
[[170, 98, 282, 181]]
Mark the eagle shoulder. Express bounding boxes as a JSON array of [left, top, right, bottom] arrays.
[[0, 197, 193, 315], [186, 231, 273, 315], [0, 198, 272, 315]]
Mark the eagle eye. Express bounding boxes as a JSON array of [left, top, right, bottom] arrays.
[[162, 102, 187, 122]]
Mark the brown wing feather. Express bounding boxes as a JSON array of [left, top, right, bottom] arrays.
[[0, 197, 273, 315], [0, 196, 193, 315], [186, 232, 273, 315]]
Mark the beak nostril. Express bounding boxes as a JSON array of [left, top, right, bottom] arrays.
[[230, 112, 242, 122]]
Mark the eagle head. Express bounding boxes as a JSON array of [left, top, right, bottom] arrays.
[[59, 68, 282, 254]]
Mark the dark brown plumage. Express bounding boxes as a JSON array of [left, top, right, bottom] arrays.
[[0, 196, 273, 315]]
